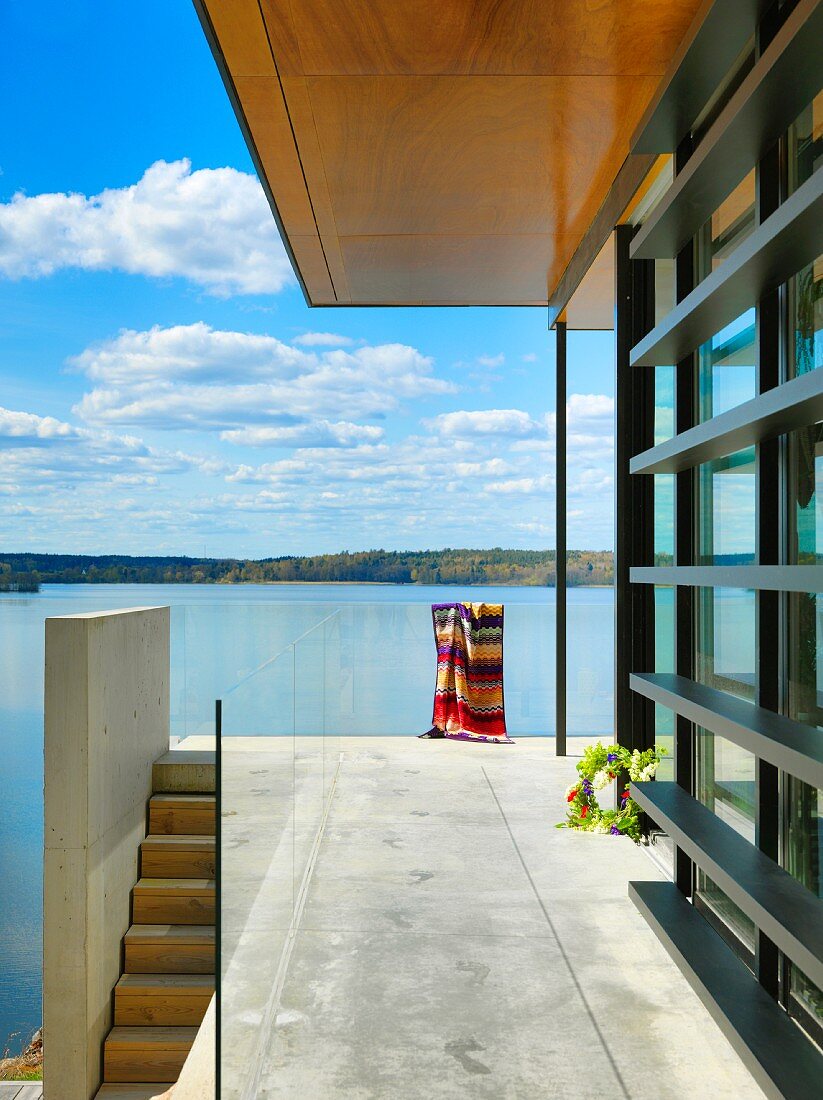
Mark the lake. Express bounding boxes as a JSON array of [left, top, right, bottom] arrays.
[[0, 582, 614, 1051]]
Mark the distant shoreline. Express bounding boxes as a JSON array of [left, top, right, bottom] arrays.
[[22, 579, 616, 589], [0, 549, 619, 589]]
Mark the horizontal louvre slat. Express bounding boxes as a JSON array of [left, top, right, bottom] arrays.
[[629, 782, 823, 990], [630, 368, 823, 474], [631, 0, 823, 259], [630, 564, 823, 592], [629, 881, 823, 1100], [631, 0, 770, 154], [630, 672, 823, 789], [630, 169, 823, 367]]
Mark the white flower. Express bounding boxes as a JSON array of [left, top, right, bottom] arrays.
[[592, 768, 612, 790]]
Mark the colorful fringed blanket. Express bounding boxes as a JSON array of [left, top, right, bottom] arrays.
[[430, 602, 512, 743]]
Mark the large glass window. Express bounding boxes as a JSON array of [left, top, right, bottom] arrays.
[[639, 31, 823, 1059]]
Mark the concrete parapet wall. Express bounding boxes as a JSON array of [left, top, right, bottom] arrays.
[[44, 606, 170, 1100]]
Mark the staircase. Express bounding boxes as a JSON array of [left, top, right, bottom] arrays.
[[94, 755, 216, 1099]]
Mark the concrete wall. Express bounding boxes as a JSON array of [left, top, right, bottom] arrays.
[[44, 606, 170, 1100]]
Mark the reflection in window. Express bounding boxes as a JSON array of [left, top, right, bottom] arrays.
[[696, 724, 756, 962], [695, 868, 756, 960], [696, 587, 755, 703], [788, 255, 823, 378], [695, 170, 755, 288], [787, 93, 823, 381], [697, 448, 756, 565], [653, 584, 674, 785], [654, 586, 674, 676], [654, 258, 675, 324], [654, 365, 675, 444], [788, 91, 823, 196], [698, 311, 756, 423], [697, 730, 756, 844], [788, 424, 823, 564], [654, 475, 674, 563], [787, 582, 823, 1038]]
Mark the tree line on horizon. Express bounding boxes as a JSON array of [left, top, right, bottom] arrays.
[[0, 549, 616, 587]]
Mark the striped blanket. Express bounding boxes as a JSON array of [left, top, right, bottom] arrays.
[[430, 602, 512, 743]]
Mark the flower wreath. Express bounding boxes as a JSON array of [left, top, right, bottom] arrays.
[[557, 741, 666, 842]]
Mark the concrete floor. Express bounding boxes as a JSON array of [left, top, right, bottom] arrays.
[[213, 736, 766, 1100]]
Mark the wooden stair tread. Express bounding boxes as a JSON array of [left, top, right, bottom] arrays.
[[116, 973, 214, 993], [148, 791, 216, 835], [106, 1026, 198, 1050], [152, 750, 215, 794], [125, 924, 214, 944], [94, 1086, 175, 1099], [134, 878, 214, 895], [141, 834, 215, 850], [149, 793, 215, 806]]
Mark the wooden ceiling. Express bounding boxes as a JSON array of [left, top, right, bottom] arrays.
[[198, 0, 704, 306]]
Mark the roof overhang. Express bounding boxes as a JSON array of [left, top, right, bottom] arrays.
[[195, 1, 704, 308]]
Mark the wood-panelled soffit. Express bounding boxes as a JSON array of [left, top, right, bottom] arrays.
[[196, 0, 704, 306]]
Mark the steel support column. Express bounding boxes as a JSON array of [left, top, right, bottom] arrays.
[[674, 133, 697, 897], [555, 321, 567, 756], [753, 8, 783, 995], [615, 226, 655, 752]]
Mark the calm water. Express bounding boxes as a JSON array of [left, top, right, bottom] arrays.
[[0, 582, 614, 1049]]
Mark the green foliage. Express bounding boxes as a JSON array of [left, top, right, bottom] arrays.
[[0, 549, 615, 587], [557, 741, 667, 843], [0, 564, 41, 592], [0, 1067, 42, 1081]]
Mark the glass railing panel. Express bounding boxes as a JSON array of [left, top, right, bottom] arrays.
[[219, 641, 296, 1100], [566, 589, 614, 738], [323, 610, 343, 805], [293, 612, 340, 908]]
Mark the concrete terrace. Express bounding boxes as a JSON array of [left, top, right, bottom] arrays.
[[211, 736, 766, 1100]]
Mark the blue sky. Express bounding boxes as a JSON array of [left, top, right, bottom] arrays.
[[0, 1, 616, 557]]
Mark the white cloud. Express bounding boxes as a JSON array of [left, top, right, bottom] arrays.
[[0, 404, 213, 496], [452, 458, 513, 477], [568, 393, 614, 423], [220, 421, 384, 448], [72, 323, 454, 430], [522, 353, 538, 363], [0, 159, 293, 296], [0, 407, 81, 445], [292, 332, 353, 347], [477, 353, 505, 368], [425, 408, 544, 439], [486, 475, 553, 496]]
